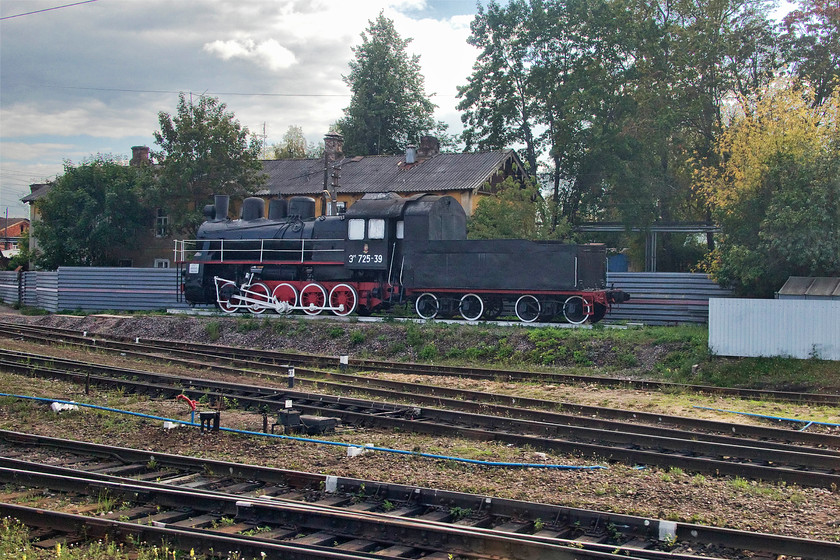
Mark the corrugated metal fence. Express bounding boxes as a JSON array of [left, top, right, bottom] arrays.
[[0, 268, 727, 323], [606, 272, 730, 325], [709, 299, 840, 360], [0, 268, 191, 312]]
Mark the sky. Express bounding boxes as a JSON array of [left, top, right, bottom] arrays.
[[0, 0, 485, 218]]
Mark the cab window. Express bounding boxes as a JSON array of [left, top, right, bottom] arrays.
[[368, 218, 385, 239], [396, 221, 404, 239], [348, 219, 365, 240]]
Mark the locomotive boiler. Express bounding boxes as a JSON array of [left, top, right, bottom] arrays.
[[176, 192, 629, 323]]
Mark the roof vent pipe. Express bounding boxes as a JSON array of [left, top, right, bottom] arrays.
[[405, 145, 417, 164]]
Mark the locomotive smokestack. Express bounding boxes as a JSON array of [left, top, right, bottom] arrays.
[[214, 195, 229, 221]]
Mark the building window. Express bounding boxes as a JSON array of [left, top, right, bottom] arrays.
[[154, 259, 170, 269], [156, 208, 169, 238]]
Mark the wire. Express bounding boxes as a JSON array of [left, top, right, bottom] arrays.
[[0, 0, 99, 21]]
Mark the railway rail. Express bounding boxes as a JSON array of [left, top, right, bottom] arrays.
[[1, 344, 839, 488], [1, 430, 838, 560], [2, 320, 838, 406]]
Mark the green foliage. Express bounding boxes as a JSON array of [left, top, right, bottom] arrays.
[[458, 0, 783, 249], [699, 84, 840, 296], [468, 176, 569, 240], [32, 155, 155, 270], [350, 330, 366, 345], [152, 93, 265, 236], [205, 320, 221, 341], [269, 125, 323, 159], [337, 12, 445, 156], [782, 0, 840, 107]]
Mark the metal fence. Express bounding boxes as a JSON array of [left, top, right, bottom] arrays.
[[0, 268, 190, 312], [605, 272, 731, 325], [1, 268, 726, 323], [709, 298, 840, 360]]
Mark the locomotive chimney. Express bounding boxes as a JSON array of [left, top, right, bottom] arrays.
[[214, 195, 229, 221]]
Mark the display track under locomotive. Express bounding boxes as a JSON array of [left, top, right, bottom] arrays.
[[176, 193, 629, 323]]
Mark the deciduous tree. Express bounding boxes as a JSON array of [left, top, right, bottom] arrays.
[[269, 125, 323, 159], [152, 94, 265, 235], [697, 83, 840, 296], [32, 156, 154, 270]]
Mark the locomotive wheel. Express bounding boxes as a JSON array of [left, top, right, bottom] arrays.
[[246, 283, 271, 314], [415, 293, 439, 320], [329, 283, 358, 316], [459, 293, 484, 321], [563, 295, 589, 325], [300, 283, 326, 315], [514, 295, 541, 323], [271, 283, 298, 314], [482, 297, 503, 320], [217, 282, 240, 314]]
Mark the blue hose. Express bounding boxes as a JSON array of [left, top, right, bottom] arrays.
[[0, 393, 606, 470], [693, 406, 840, 431]]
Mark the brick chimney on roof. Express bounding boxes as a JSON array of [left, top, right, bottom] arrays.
[[417, 136, 440, 158], [324, 133, 344, 164], [130, 146, 150, 167]]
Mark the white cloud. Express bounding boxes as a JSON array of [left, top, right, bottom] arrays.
[[0, 100, 158, 140], [203, 38, 297, 71]]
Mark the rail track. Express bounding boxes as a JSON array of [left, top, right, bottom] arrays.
[[2, 320, 838, 406], [2, 430, 838, 560], [1, 342, 839, 488]]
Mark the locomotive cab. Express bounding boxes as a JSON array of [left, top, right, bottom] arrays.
[[344, 193, 467, 284]]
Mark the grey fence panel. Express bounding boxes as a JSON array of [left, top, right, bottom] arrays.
[[33, 271, 58, 312], [606, 272, 731, 325], [0, 271, 20, 305], [710, 299, 840, 360], [55, 267, 191, 312]]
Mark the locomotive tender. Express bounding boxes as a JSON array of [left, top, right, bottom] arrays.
[[177, 193, 629, 323]]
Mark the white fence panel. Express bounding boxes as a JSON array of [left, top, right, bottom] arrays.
[[709, 298, 840, 360]]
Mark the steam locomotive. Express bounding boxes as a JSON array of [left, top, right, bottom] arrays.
[[177, 193, 629, 323]]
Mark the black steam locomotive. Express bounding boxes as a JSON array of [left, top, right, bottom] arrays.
[[177, 193, 629, 323]]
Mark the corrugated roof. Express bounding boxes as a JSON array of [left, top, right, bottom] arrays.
[[256, 151, 519, 197], [778, 277, 840, 298]]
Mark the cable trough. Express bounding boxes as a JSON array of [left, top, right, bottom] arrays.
[[1, 430, 838, 560], [1, 347, 839, 488]]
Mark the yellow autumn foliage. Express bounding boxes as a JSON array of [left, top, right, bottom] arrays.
[[699, 82, 839, 216]]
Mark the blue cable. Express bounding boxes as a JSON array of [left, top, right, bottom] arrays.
[[0, 393, 607, 470], [693, 406, 840, 430]]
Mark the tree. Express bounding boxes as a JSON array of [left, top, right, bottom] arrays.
[[268, 125, 323, 159], [152, 94, 265, 235], [337, 12, 445, 156], [697, 82, 840, 296], [783, 0, 840, 107], [467, 177, 569, 240], [32, 156, 154, 270]]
